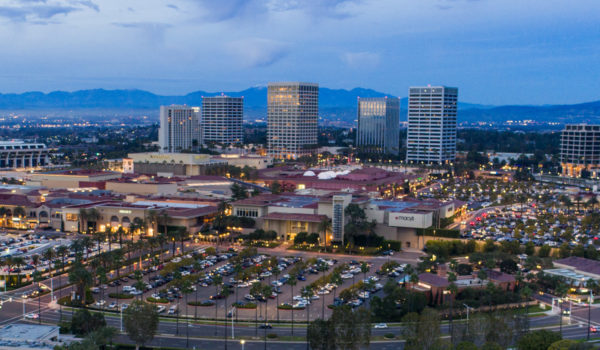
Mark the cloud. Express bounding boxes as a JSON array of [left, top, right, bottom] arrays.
[[341, 51, 380, 68], [166, 4, 179, 10], [225, 38, 289, 68], [188, 0, 361, 22], [112, 22, 173, 44], [0, 0, 97, 22], [73, 0, 99, 12]]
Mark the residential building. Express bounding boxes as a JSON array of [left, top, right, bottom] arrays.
[[406, 86, 458, 163], [560, 124, 600, 178], [0, 140, 51, 169], [267, 82, 319, 159], [356, 97, 400, 154], [201, 96, 243, 144], [158, 105, 201, 153]]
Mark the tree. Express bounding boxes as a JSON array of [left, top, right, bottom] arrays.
[[287, 271, 298, 335], [123, 300, 159, 350], [517, 329, 562, 350], [231, 183, 248, 200], [70, 309, 106, 336], [270, 181, 282, 194], [455, 341, 478, 350], [402, 308, 444, 350], [318, 217, 332, 251], [330, 306, 371, 350], [538, 244, 551, 258], [68, 261, 92, 306], [308, 318, 335, 350]]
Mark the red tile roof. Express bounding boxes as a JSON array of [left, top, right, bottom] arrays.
[[262, 212, 327, 223], [555, 257, 600, 276]]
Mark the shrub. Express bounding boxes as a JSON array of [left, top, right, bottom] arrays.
[[109, 293, 134, 299], [384, 333, 395, 339], [147, 297, 169, 304], [267, 333, 278, 339], [232, 302, 256, 309], [188, 301, 214, 306]]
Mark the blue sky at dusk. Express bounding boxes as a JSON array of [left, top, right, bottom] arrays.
[[0, 0, 598, 105]]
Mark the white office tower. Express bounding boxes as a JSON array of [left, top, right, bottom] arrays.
[[406, 86, 458, 163], [267, 82, 319, 159], [158, 105, 201, 153], [356, 97, 400, 155], [201, 96, 244, 145]]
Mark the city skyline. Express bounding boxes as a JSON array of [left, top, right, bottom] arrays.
[[0, 0, 597, 105]]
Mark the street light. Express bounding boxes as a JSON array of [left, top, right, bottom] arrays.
[[240, 340, 245, 350]]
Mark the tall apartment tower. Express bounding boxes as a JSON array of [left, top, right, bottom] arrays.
[[158, 105, 201, 153], [560, 124, 600, 178], [406, 86, 458, 163], [267, 82, 319, 159], [201, 96, 244, 145], [356, 97, 400, 155]]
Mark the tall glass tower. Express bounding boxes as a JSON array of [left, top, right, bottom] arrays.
[[158, 105, 201, 153], [267, 82, 319, 159], [406, 86, 458, 163], [356, 97, 400, 155], [201, 96, 243, 145]]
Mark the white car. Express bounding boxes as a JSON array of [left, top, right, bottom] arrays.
[[245, 294, 256, 301], [95, 300, 106, 307], [121, 304, 129, 310], [24, 313, 39, 319], [341, 273, 353, 279], [157, 306, 166, 313], [108, 302, 117, 309], [374, 323, 388, 329]]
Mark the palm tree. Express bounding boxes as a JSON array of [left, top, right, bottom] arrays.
[[68, 261, 92, 306], [556, 282, 569, 336], [330, 271, 343, 303], [78, 208, 88, 233], [521, 285, 532, 333], [116, 226, 126, 251], [301, 286, 313, 350], [250, 282, 263, 337], [317, 218, 331, 252], [0, 207, 7, 227], [272, 265, 281, 322], [447, 273, 458, 345], [145, 209, 158, 236], [86, 208, 101, 233], [81, 236, 94, 261], [287, 272, 298, 336], [11, 257, 25, 287], [262, 284, 273, 348], [213, 274, 223, 336]]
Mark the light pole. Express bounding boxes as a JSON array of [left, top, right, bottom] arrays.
[[240, 340, 245, 350]]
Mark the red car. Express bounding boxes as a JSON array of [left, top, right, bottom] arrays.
[[590, 326, 597, 333]]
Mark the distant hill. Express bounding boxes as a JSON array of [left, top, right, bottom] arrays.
[[0, 87, 598, 125]]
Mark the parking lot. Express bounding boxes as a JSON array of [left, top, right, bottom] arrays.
[[90, 246, 392, 322]]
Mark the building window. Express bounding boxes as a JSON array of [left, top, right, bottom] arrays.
[[66, 213, 78, 222]]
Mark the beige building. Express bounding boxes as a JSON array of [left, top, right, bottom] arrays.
[[25, 170, 121, 189], [212, 154, 273, 169], [125, 152, 227, 176], [105, 179, 178, 195]]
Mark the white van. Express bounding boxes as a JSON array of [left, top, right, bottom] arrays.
[[168, 305, 178, 314]]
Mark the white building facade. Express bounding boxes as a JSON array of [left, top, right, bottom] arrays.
[[0, 141, 51, 169], [201, 96, 243, 145], [158, 105, 201, 153], [267, 82, 319, 159], [406, 86, 458, 163]]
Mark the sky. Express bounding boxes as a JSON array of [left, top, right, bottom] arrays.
[[0, 0, 599, 105]]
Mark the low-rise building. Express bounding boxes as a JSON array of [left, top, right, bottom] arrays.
[[26, 169, 121, 189], [125, 152, 227, 176]]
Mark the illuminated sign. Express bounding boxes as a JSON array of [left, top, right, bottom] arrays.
[[119, 210, 132, 214]]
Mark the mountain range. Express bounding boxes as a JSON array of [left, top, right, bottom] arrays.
[[0, 87, 598, 125]]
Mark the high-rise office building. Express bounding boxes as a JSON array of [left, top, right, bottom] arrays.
[[560, 124, 600, 178], [201, 96, 243, 145], [158, 105, 201, 153], [406, 86, 458, 163], [267, 82, 319, 159], [356, 97, 400, 155]]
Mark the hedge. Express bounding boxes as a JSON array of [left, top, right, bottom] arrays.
[[383, 240, 402, 251], [188, 301, 215, 307], [147, 297, 169, 304], [109, 293, 134, 299], [277, 304, 305, 310], [232, 302, 257, 309], [416, 228, 460, 238]]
